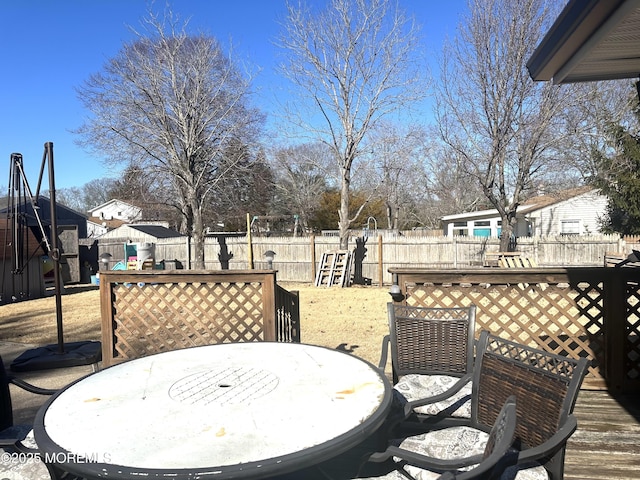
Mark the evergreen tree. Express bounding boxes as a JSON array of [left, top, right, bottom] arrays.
[[593, 95, 640, 235]]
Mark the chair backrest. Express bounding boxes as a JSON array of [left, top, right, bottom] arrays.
[[434, 396, 517, 480], [471, 331, 588, 451], [387, 303, 476, 382], [0, 355, 14, 431]]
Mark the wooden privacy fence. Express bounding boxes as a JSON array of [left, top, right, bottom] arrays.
[[95, 233, 634, 285], [389, 267, 640, 392], [99, 270, 300, 367]]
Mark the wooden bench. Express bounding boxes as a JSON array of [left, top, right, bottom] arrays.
[[485, 252, 537, 268], [604, 251, 640, 267]]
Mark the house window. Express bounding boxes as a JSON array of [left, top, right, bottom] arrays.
[[452, 221, 468, 236], [561, 219, 581, 235], [473, 220, 490, 237]]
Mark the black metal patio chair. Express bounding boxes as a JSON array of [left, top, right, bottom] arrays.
[[370, 330, 588, 480], [379, 304, 476, 419], [351, 395, 517, 480]]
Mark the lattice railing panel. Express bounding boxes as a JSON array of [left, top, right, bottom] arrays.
[[625, 282, 640, 380], [111, 282, 265, 362], [406, 281, 605, 382], [392, 268, 640, 391]]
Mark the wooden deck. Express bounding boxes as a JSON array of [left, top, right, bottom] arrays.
[[276, 390, 640, 479], [565, 390, 640, 480]]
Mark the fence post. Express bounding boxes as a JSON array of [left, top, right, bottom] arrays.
[[186, 236, 191, 270], [378, 234, 383, 286], [247, 213, 253, 269], [604, 269, 626, 391], [453, 235, 458, 268], [310, 234, 316, 282]]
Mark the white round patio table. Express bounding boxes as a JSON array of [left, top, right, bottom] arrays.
[[34, 342, 392, 479]]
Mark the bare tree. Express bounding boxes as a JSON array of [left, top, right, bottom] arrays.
[[51, 187, 85, 213], [83, 178, 117, 211], [51, 178, 117, 214], [270, 143, 332, 232], [422, 140, 487, 223], [278, 0, 427, 248], [209, 144, 275, 231], [75, 9, 263, 267], [436, 0, 576, 250], [364, 122, 428, 230]]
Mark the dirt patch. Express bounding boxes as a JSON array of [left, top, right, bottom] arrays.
[[0, 283, 392, 366]]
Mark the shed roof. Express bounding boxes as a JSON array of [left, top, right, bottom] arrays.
[[127, 224, 184, 239], [0, 196, 87, 223]]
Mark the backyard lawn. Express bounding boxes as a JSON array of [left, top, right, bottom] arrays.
[[0, 282, 392, 367]]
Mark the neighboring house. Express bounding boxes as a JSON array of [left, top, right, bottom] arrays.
[[525, 188, 607, 236], [442, 187, 607, 238], [88, 199, 142, 223]]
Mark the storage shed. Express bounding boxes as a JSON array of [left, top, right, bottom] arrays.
[[0, 218, 46, 302], [95, 224, 186, 271]]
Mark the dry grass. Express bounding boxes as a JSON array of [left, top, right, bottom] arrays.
[[0, 282, 392, 366]]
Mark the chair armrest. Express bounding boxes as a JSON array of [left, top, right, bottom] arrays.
[[8, 376, 58, 396], [403, 373, 473, 418], [514, 415, 578, 464], [369, 445, 484, 470], [378, 335, 390, 372]]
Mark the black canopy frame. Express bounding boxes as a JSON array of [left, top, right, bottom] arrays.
[[6, 142, 100, 372]]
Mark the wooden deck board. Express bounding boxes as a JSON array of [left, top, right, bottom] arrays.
[[277, 390, 640, 479], [565, 391, 640, 480]]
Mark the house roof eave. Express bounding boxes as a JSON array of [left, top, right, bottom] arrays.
[[441, 204, 539, 222], [527, 0, 640, 84]]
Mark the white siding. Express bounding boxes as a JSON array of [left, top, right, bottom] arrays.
[[98, 225, 156, 242], [532, 190, 607, 236], [87, 221, 108, 238], [441, 189, 607, 238], [89, 200, 141, 222]]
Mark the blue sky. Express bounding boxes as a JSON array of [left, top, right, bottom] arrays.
[[0, 1, 467, 190]]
